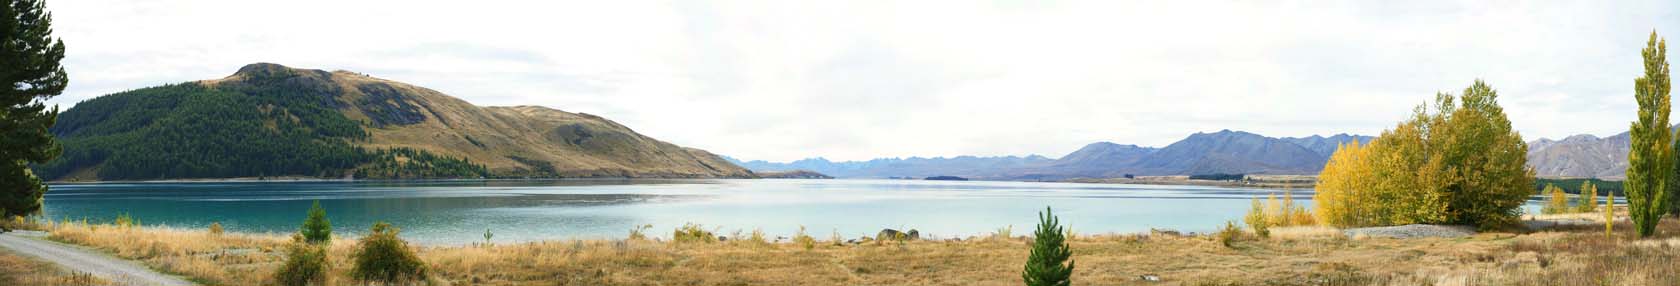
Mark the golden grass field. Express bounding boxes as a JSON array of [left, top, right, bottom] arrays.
[[9, 209, 1680, 286]]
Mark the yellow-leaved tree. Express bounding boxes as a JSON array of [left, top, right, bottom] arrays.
[[1629, 31, 1672, 238], [1315, 81, 1534, 229], [1578, 181, 1599, 213], [1542, 184, 1568, 215]]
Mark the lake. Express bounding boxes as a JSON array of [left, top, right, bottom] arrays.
[[40, 179, 1546, 245]]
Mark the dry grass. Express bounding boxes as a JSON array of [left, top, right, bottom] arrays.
[[1268, 226, 1344, 240], [44, 221, 298, 285], [0, 248, 112, 285], [31, 216, 1680, 286]]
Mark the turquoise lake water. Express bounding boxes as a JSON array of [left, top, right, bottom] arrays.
[[40, 179, 1547, 245]]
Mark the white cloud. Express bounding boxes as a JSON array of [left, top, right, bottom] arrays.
[[42, 0, 1680, 162]]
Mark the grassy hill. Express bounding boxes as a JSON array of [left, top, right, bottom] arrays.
[[35, 63, 751, 181]]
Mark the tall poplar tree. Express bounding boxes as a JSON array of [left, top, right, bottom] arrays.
[[0, 0, 67, 217], [1628, 31, 1671, 238]]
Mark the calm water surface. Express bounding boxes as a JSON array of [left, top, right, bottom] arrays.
[[41, 179, 1544, 245]]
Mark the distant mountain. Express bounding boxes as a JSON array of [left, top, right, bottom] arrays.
[[1527, 134, 1630, 179], [1281, 134, 1376, 157], [37, 63, 751, 181], [1023, 142, 1157, 178], [734, 130, 1371, 179], [1521, 125, 1680, 180], [1123, 130, 1337, 176], [727, 155, 1054, 179]]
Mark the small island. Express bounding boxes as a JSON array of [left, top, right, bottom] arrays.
[[923, 175, 969, 181], [754, 170, 834, 179]]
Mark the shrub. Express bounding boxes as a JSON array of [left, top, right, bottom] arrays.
[[114, 213, 137, 229], [1288, 204, 1315, 226], [991, 225, 1013, 241], [274, 234, 329, 286], [830, 229, 843, 246], [1315, 81, 1534, 229], [673, 223, 716, 244], [746, 228, 768, 246], [300, 201, 331, 243], [1277, 190, 1315, 226], [1243, 197, 1270, 238], [1216, 221, 1243, 248], [208, 222, 224, 235], [349, 222, 427, 283], [793, 226, 816, 250], [1022, 207, 1073, 286], [627, 224, 652, 241]]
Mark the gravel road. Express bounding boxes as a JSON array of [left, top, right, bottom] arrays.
[[0, 230, 195, 286]]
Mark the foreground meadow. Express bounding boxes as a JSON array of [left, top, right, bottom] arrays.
[[12, 210, 1678, 286], [0, 247, 110, 285]]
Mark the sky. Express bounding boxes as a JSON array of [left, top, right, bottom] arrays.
[[41, 0, 1680, 162]]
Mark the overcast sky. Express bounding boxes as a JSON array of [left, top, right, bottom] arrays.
[[42, 1, 1680, 162]]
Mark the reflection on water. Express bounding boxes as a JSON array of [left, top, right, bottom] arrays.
[[42, 179, 1542, 245]]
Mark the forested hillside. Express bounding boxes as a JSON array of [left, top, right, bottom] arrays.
[[35, 82, 484, 180], [33, 63, 747, 181]]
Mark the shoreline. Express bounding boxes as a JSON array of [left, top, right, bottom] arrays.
[[12, 213, 1672, 285], [46, 177, 745, 185], [1064, 175, 1319, 189]]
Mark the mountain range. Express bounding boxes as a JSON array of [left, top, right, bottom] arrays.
[[35, 63, 751, 181], [733, 130, 1375, 180], [739, 126, 1667, 181], [35, 62, 1648, 182], [1523, 125, 1680, 180]]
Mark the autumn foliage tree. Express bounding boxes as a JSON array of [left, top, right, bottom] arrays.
[[1315, 81, 1535, 229], [1542, 184, 1568, 215], [1577, 181, 1599, 213], [1629, 31, 1672, 237]]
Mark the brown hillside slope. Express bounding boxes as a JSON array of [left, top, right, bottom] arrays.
[[205, 63, 751, 178]]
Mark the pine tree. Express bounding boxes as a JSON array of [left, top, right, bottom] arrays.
[[1628, 31, 1672, 238], [300, 201, 332, 243], [0, 0, 68, 217], [1022, 206, 1073, 286]]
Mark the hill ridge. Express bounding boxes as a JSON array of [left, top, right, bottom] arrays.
[[38, 63, 751, 180]]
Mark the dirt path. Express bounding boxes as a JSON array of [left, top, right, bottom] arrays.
[[0, 230, 196, 286]]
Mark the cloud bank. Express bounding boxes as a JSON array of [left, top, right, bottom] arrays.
[[44, 0, 1680, 161]]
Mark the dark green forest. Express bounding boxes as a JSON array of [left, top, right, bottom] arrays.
[[1533, 178, 1625, 197], [32, 81, 485, 180]]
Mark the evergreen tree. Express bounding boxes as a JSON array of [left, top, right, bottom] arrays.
[[0, 0, 67, 217], [1022, 206, 1073, 286], [300, 201, 332, 243], [1628, 31, 1671, 238]]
